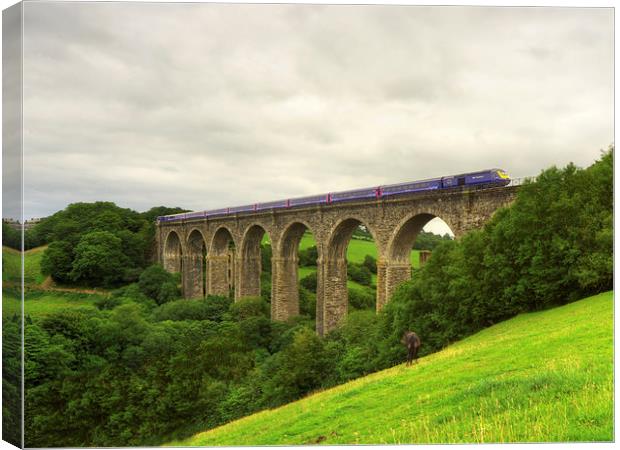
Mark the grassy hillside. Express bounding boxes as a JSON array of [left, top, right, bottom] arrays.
[[2, 245, 48, 285], [168, 291, 613, 445], [298, 233, 421, 268], [2, 288, 101, 318], [2, 246, 103, 317]]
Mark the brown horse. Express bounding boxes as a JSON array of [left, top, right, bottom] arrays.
[[401, 331, 421, 366]]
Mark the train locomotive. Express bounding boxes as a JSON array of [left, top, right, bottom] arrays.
[[158, 168, 510, 223]]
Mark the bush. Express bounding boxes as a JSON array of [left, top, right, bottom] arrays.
[[299, 246, 318, 267], [348, 286, 375, 310], [299, 272, 317, 292], [229, 297, 270, 321], [261, 327, 333, 406], [69, 231, 128, 287], [138, 265, 181, 305], [40, 241, 74, 283], [261, 244, 272, 274], [347, 263, 372, 286], [362, 255, 377, 274], [299, 286, 316, 319], [152, 296, 231, 322]]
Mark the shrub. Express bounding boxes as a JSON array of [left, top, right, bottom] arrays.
[[300, 272, 317, 292], [152, 296, 231, 322], [299, 286, 316, 319], [348, 286, 375, 310], [138, 265, 181, 305], [230, 296, 270, 321], [362, 255, 377, 274], [299, 246, 318, 267], [347, 263, 372, 286]]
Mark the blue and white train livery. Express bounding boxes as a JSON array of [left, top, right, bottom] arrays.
[[157, 168, 510, 223]]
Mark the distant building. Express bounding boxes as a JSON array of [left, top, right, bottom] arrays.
[[2, 218, 20, 231], [2, 217, 45, 231], [24, 217, 43, 231]]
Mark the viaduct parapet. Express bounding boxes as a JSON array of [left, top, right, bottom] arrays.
[[156, 185, 518, 335]]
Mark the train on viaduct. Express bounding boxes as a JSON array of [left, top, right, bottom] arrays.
[[156, 170, 518, 335]]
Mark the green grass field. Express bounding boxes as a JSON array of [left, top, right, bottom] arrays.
[[3, 288, 101, 318], [298, 233, 421, 268], [3, 246, 102, 318], [168, 291, 613, 445], [3, 246, 48, 285]]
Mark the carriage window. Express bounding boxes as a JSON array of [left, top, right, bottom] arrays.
[[458, 177, 466, 186]]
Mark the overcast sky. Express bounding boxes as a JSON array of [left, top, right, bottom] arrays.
[[17, 3, 614, 235]]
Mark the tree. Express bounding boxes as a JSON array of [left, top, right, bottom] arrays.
[[40, 241, 74, 283], [138, 264, 181, 305], [70, 231, 128, 286], [362, 255, 377, 274], [299, 246, 318, 266]]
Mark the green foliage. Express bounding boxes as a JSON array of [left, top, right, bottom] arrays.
[[69, 231, 129, 287], [362, 254, 377, 274], [138, 264, 181, 305], [347, 262, 372, 286], [40, 241, 74, 283], [230, 297, 270, 321], [347, 285, 375, 310], [261, 327, 333, 406], [261, 244, 272, 274], [298, 245, 318, 267], [2, 221, 21, 250], [152, 296, 231, 322], [2, 315, 22, 447], [412, 230, 453, 250], [383, 148, 614, 356], [299, 286, 316, 319], [170, 292, 613, 446], [299, 271, 317, 292], [38, 202, 186, 288]]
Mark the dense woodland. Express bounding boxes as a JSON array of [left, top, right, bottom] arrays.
[[2, 148, 613, 447]]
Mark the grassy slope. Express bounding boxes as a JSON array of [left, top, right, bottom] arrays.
[[3, 289, 101, 318], [2, 245, 47, 284], [169, 291, 613, 445], [298, 233, 421, 268], [2, 246, 100, 317]]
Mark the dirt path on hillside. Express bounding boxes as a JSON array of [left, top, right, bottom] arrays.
[[5, 276, 109, 296]]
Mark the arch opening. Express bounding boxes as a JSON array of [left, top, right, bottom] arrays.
[[187, 230, 207, 299], [390, 214, 454, 266], [383, 214, 455, 307], [164, 231, 183, 274], [272, 222, 317, 325], [238, 224, 271, 301], [323, 218, 379, 334], [208, 227, 236, 298]]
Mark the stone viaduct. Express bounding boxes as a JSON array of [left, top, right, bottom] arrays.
[[156, 185, 518, 335]]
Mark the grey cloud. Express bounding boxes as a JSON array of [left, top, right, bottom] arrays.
[[15, 3, 613, 238]]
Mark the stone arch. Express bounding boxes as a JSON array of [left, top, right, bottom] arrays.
[[210, 226, 236, 256], [237, 224, 271, 300], [272, 221, 320, 323], [388, 213, 437, 264], [322, 217, 379, 334], [382, 212, 455, 305], [207, 226, 236, 297], [186, 229, 208, 299], [163, 230, 183, 274]]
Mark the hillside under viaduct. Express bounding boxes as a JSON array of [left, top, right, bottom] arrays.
[[156, 185, 518, 335]]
